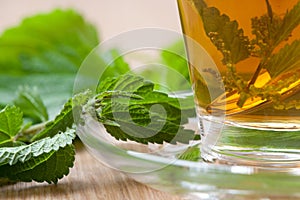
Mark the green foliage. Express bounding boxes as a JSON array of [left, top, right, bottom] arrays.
[[0, 106, 23, 140], [13, 86, 48, 123], [0, 9, 99, 118], [273, 1, 300, 47], [99, 49, 131, 82], [194, 1, 252, 64], [0, 9, 98, 73], [31, 92, 91, 142], [0, 84, 79, 185], [161, 40, 190, 81], [0, 8, 199, 186], [0, 103, 75, 183], [0, 130, 75, 183], [90, 74, 198, 144], [251, 1, 300, 70], [139, 40, 191, 91], [0, 129, 75, 166], [251, 14, 283, 56], [0, 145, 75, 184], [220, 126, 300, 149], [178, 145, 201, 161], [265, 40, 300, 77], [0, 9, 97, 185], [0, 71, 197, 184]]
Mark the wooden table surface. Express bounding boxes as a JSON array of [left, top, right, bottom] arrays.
[[0, 142, 183, 200]]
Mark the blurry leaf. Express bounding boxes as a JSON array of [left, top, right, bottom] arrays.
[[0, 106, 23, 140], [100, 49, 131, 81], [266, 40, 300, 77], [31, 91, 91, 142], [273, 1, 300, 47], [194, 1, 251, 64], [139, 40, 191, 92], [178, 145, 201, 161], [0, 9, 99, 118], [161, 40, 190, 81], [13, 86, 48, 123]]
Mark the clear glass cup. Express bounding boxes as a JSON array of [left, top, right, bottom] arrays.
[[177, 0, 300, 167]]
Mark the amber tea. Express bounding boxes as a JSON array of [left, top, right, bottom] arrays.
[[178, 0, 300, 166]]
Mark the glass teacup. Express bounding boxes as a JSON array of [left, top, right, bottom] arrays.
[[177, 0, 300, 167]]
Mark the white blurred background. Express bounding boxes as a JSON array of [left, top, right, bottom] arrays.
[[0, 0, 182, 40]]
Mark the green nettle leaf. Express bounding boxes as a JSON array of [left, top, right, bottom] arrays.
[[266, 40, 300, 78], [161, 40, 190, 81], [178, 145, 201, 161], [0, 129, 75, 166], [0, 145, 75, 184], [99, 49, 131, 82], [139, 39, 191, 91], [251, 1, 300, 57], [220, 126, 300, 149], [0, 9, 98, 73], [0, 106, 23, 140], [251, 14, 283, 55], [0, 130, 75, 183], [96, 75, 120, 94], [90, 74, 198, 144], [273, 1, 300, 47], [31, 92, 91, 142], [0, 9, 99, 118], [13, 86, 48, 123], [30, 99, 74, 142], [194, 2, 251, 64]]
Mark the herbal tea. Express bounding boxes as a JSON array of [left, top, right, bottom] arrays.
[[178, 0, 300, 165]]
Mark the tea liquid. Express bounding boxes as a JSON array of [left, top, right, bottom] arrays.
[[178, 0, 300, 129]]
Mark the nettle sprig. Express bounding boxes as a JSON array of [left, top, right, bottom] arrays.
[[194, 0, 300, 112], [0, 73, 199, 185], [0, 9, 199, 185]]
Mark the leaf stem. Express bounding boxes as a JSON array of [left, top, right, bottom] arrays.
[[246, 62, 263, 90], [265, 0, 273, 22], [22, 122, 48, 136], [13, 122, 48, 142], [246, 0, 273, 91]]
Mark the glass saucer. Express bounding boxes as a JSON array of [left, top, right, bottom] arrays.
[[76, 114, 300, 200]]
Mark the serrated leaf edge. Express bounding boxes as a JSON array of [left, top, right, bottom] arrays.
[[0, 129, 75, 166]]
